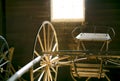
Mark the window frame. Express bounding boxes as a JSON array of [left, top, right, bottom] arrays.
[[50, 0, 85, 22]]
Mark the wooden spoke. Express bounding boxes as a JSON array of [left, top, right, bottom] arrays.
[[43, 69, 47, 81], [51, 67, 57, 74], [52, 56, 70, 63], [50, 56, 59, 62], [33, 64, 47, 73], [31, 21, 59, 81], [48, 68, 53, 81], [52, 43, 57, 52], [49, 32, 55, 51], [34, 50, 40, 56], [38, 70, 45, 81], [43, 25, 47, 51], [44, 55, 50, 62], [37, 35, 44, 52], [47, 25, 50, 51]]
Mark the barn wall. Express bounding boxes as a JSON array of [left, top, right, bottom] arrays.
[[0, 1, 2, 35], [0, 0, 5, 35], [6, 0, 50, 65], [5, 0, 120, 80]]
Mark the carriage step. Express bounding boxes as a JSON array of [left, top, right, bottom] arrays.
[[73, 63, 101, 68], [71, 67, 109, 72], [72, 71, 106, 78]]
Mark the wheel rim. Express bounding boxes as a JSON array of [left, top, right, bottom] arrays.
[[31, 21, 59, 81]]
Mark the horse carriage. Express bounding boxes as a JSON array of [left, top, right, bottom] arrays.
[[1, 21, 120, 81]]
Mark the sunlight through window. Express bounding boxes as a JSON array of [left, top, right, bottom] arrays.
[[51, 0, 85, 22]]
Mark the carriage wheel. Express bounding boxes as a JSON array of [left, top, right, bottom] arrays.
[[0, 36, 10, 80], [31, 21, 59, 81]]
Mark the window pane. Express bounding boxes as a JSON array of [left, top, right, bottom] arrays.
[[51, 0, 85, 22]]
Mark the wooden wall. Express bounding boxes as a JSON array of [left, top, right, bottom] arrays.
[[0, 1, 2, 35], [6, 0, 50, 65], [4, 0, 120, 80]]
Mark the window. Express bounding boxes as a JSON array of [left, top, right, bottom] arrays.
[[51, 0, 85, 22]]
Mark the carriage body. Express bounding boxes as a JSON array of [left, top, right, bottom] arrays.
[[7, 21, 120, 81]]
